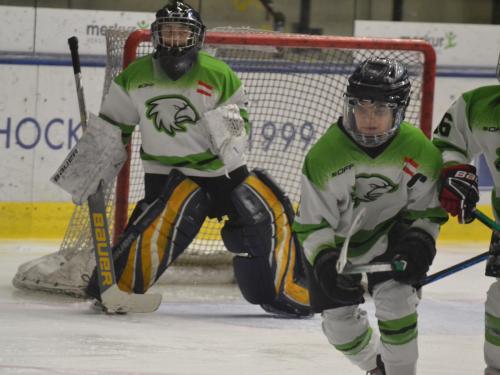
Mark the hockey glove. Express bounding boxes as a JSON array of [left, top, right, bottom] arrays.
[[486, 231, 500, 278], [392, 228, 436, 285], [313, 248, 364, 305], [439, 164, 479, 224]]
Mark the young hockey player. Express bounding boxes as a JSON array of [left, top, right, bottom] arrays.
[[61, 0, 311, 317], [432, 52, 500, 375], [293, 57, 448, 374]]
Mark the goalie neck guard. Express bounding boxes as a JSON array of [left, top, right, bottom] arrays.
[[151, 1, 206, 80]]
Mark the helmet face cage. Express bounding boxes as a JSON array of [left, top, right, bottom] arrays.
[[343, 96, 405, 147], [343, 58, 411, 148], [152, 17, 203, 53], [152, 2, 205, 56]]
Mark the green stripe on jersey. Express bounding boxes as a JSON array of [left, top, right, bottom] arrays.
[[141, 149, 223, 171], [292, 219, 331, 245], [401, 207, 448, 224]]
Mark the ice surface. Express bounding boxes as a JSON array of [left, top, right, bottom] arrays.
[[0, 241, 492, 374]]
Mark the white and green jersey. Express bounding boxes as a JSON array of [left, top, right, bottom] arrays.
[[99, 51, 249, 177], [293, 122, 448, 266], [432, 85, 500, 219]]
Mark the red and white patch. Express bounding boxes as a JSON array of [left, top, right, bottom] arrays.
[[196, 80, 213, 97], [403, 156, 419, 176]]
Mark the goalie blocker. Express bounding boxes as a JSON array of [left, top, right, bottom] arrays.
[[86, 168, 311, 318]]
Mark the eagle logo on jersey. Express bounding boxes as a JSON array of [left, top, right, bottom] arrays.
[[353, 173, 397, 205], [145, 95, 200, 137]]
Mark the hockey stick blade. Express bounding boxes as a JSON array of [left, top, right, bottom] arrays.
[[101, 285, 162, 314], [336, 208, 367, 274]]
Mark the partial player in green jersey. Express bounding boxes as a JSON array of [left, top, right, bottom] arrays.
[[79, 1, 311, 317], [433, 52, 500, 375], [293, 58, 447, 375]]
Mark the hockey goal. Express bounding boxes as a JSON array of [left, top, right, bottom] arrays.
[[13, 28, 436, 297]]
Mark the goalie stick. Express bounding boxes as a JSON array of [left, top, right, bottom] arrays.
[[68, 36, 161, 313]]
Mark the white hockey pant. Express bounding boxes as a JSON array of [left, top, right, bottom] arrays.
[[485, 279, 500, 375], [322, 279, 419, 375]]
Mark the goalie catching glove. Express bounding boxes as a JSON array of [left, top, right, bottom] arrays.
[[50, 113, 127, 205], [201, 104, 247, 171], [439, 164, 479, 223]]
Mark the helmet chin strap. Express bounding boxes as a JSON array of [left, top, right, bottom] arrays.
[[155, 47, 199, 81]]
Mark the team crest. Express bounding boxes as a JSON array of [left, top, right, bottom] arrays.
[[145, 95, 200, 137], [354, 173, 397, 205]]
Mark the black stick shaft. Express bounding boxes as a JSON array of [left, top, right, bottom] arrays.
[[420, 252, 488, 287], [67, 35, 116, 294], [67, 36, 88, 128]]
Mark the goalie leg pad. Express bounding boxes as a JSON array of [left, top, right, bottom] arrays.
[[86, 170, 209, 297], [221, 169, 311, 316]]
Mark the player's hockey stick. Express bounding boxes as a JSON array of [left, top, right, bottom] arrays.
[[336, 208, 367, 274], [68, 36, 161, 313], [333, 204, 403, 274], [336, 207, 496, 278], [419, 251, 488, 286], [335, 208, 407, 274], [473, 209, 500, 231], [418, 208, 498, 286]]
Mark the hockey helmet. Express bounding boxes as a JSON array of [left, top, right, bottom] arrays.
[[151, 1, 205, 80], [343, 57, 411, 147]]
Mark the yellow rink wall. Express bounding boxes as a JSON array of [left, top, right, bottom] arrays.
[[0, 202, 495, 245]]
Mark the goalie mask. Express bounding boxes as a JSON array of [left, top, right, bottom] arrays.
[[152, 1, 205, 80], [343, 57, 411, 147]]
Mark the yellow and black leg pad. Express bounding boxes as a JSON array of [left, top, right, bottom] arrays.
[[85, 169, 209, 298], [222, 169, 312, 318]]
